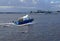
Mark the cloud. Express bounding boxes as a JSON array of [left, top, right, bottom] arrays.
[[0, 6, 36, 9], [19, 0, 26, 3], [0, 6, 14, 9], [54, 5, 60, 7], [50, 1, 60, 8], [16, 6, 36, 9], [32, 0, 39, 4], [50, 1, 54, 4], [18, 6, 36, 9], [50, 1, 60, 4], [32, 0, 37, 4]]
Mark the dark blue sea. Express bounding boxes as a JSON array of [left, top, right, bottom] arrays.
[[0, 13, 60, 41]]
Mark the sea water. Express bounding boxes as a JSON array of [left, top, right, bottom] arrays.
[[0, 13, 60, 41]]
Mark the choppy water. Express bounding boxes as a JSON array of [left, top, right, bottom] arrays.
[[0, 13, 60, 41]]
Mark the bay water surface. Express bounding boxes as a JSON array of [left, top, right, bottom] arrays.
[[0, 13, 60, 41]]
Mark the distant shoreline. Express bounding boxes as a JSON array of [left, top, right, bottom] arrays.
[[0, 10, 60, 14]]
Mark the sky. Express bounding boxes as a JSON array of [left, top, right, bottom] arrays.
[[0, 0, 60, 12]]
